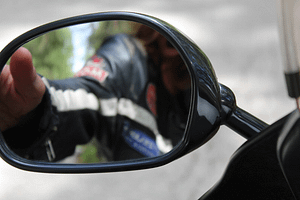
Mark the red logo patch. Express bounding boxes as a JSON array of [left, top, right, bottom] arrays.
[[75, 66, 109, 83], [91, 55, 103, 63], [146, 83, 157, 117]]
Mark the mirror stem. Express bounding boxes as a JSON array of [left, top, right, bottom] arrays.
[[225, 107, 268, 139], [220, 84, 268, 139]]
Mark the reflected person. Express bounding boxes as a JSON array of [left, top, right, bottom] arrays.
[[0, 25, 191, 162]]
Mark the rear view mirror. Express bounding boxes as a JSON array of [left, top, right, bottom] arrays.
[[4, 20, 191, 164], [0, 12, 222, 173]]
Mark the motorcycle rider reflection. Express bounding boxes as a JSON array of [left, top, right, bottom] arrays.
[[2, 24, 191, 163]]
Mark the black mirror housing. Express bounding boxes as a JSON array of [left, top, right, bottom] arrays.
[[0, 12, 222, 173]]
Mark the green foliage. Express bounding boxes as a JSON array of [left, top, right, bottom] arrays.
[[76, 144, 101, 163], [76, 138, 107, 163], [23, 28, 74, 79], [88, 21, 140, 53]]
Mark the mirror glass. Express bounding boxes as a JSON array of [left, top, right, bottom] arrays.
[[2, 21, 191, 164]]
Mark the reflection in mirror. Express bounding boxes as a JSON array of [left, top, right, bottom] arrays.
[[2, 21, 191, 164]]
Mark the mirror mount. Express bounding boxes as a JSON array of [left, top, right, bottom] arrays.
[[219, 84, 269, 139]]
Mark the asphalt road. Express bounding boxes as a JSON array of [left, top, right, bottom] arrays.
[[0, 0, 296, 199]]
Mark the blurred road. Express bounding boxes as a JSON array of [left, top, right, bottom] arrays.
[[0, 0, 296, 199]]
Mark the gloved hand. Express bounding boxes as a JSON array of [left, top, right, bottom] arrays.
[[0, 47, 46, 131]]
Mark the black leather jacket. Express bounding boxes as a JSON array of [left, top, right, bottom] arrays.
[[3, 34, 187, 162]]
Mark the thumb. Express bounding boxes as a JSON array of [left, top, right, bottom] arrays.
[[10, 47, 45, 99]]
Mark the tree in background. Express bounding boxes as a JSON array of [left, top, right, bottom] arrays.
[[23, 27, 74, 79], [87, 21, 140, 54]]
